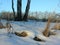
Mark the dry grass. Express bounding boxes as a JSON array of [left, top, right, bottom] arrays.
[[5, 22, 14, 34], [15, 31, 28, 37], [52, 23, 60, 30], [43, 16, 51, 37], [0, 22, 5, 29], [52, 19, 60, 30], [52, 20, 60, 30], [43, 16, 56, 37]]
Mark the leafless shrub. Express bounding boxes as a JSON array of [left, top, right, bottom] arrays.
[[0, 22, 5, 29], [51, 15, 60, 30], [6, 22, 13, 34], [43, 16, 56, 37]]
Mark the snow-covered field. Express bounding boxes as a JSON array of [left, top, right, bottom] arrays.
[[0, 20, 60, 45]]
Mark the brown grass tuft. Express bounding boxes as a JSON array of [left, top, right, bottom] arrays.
[[43, 16, 56, 37], [15, 31, 28, 37]]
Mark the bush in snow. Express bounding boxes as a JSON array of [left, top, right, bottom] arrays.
[[51, 23, 60, 30], [0, 22, 5, 29], [43, 16, 56, 37], [33, 36, 45, 42], [15, 31, 28, 37], [6, 22, 13, 34]]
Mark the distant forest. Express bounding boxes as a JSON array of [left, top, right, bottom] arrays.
[[0, 11, 60, 22]]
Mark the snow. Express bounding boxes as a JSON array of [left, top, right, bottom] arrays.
[[0, 20, 60, 45]]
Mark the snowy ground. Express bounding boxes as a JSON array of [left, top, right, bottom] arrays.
[[0, 20, 60, 45]]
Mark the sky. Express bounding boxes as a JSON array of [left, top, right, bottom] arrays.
[[0, 0, 60, 13]]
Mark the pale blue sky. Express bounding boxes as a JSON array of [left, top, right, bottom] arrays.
[[0, 0, 60, 13]]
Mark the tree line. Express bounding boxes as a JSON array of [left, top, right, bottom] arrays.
[[0, 11, 60, 22]]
